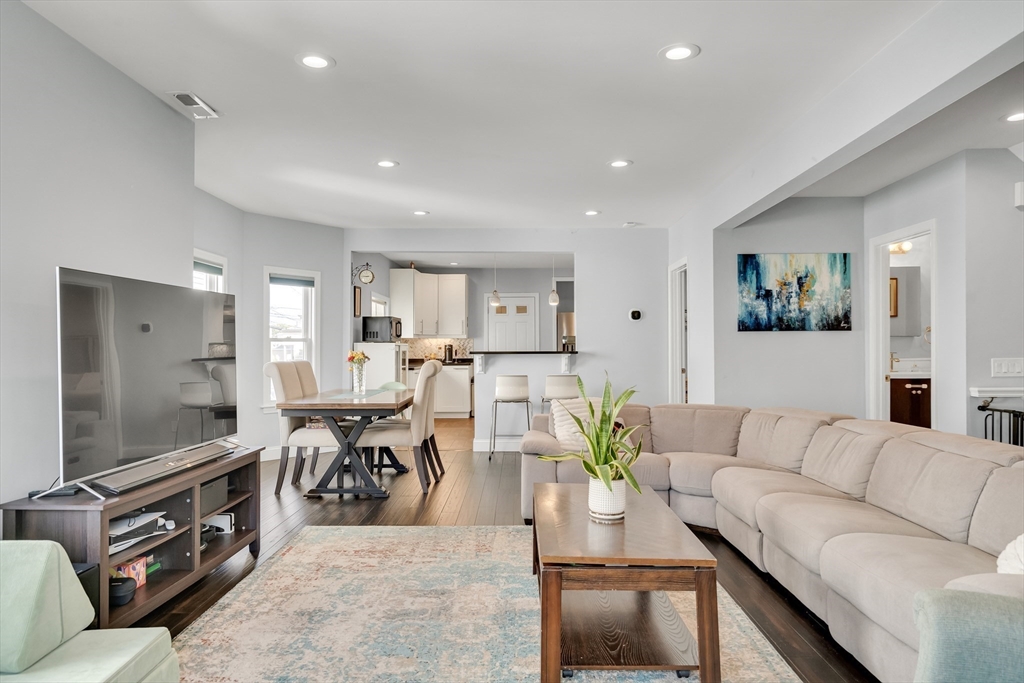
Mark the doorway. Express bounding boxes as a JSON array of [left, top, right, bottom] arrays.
[[668, 259, 688, 403], [486, 293, 539, 351], [867, 221, 936, 424]]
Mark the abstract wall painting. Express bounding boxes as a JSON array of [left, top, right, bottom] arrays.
[[737, 253, 852, 331]]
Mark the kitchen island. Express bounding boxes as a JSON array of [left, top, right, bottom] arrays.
[[470, 351, 578, 452]]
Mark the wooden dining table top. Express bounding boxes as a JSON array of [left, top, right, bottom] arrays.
[[276, 388, 415, 412]]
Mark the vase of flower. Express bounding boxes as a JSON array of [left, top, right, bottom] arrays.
[[348, 350, 369, 394], [538, 375, 644, 523]]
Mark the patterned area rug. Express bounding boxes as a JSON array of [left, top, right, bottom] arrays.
[[174, 526, 798, 682]]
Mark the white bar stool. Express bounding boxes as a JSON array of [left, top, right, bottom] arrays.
[[175, 381, 213, 449], [490, 375, 532, 459], [541, 374, 579, 412]]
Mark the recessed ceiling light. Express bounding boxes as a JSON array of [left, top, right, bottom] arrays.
[[449, 262, 459, 266], [623, 222, 639, 228], [608, 160, 633, 168], [1007, 112, 1024, 122], [296, 53, 336, 69], [412, 210, 429, 215], [377, 160, 399, 168], [584, 210, 601, 216], [659, 43, 701, 61]]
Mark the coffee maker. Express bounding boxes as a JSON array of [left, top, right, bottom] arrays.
[[443, 344, 454, 363]]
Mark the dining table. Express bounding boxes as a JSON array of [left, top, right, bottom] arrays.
[[276, 388, 415, 499]]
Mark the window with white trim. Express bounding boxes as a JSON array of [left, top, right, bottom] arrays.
[[264, 268, 320, 403], [370, 293, 389, 317], [193, 249, 226, 293]]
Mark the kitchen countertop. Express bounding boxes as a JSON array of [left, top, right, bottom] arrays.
[[468, 350, 578, 355], [408, 358, 474, 368]]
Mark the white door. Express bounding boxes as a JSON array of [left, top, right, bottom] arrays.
[[437, 274, 467, 337], [488, 296, 537, 351]]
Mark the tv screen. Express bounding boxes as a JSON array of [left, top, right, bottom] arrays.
[[57, 268, 236, 486]]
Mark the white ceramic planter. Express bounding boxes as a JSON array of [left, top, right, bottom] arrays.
[[588, 477, 626, 523]]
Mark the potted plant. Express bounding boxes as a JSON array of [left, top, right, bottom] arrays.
[[539, 375, 644, 522], [347, 350, 370, 394]]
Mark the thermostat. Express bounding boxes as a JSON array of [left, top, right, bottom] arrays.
[[629, 310, 643, 321]]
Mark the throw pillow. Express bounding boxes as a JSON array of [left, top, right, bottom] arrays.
[[997, 534, 1024, 574], [550, 397, 633, 453]]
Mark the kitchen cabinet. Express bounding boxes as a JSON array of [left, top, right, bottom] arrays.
[[890, 377, 931, 428], [407, 365, 472, 418], [390, 268, 468, 338], [437, 274, 468, 337]]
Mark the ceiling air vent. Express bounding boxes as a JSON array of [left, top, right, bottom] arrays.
[[166, 91, 219, 120]]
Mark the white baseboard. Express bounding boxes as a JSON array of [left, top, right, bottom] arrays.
[[436, 412, 471, 419], [260, 446, 338, 462], [472, 437, 521, 452]]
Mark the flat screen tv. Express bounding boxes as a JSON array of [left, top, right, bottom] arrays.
[[57, 267, 237, 493]]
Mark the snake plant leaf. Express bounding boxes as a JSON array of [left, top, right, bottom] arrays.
[[611, 460, 642, 495], [595, 463, 614, 491]]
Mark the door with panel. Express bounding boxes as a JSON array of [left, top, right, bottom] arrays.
[[487, 297, 537, 351]]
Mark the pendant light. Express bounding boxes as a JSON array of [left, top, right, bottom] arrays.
[[548, 255, 560, 306], [489, 253, 501, 307]]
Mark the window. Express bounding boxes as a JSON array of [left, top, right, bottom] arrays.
[[193, 250, 226, 293], [264, 267, 320, 404], [193, 249, 226, 293], [370, 293, 389, 317]]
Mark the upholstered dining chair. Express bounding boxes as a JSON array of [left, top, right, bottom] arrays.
[[354, 360, 442, 494], [263, 360, 337, 495]]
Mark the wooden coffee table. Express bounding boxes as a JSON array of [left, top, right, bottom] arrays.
[[532, 483, 720, 682]]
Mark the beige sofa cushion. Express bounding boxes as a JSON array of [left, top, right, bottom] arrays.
[[737, 408, 850, 472], [902, 430, 1024, 467], [711, 467, 853, 530], [664, 452, 777, 497], [556, 452, 670, 491], [800, 422, 893, 500], [968, 465, 1024, 556], [520, 429, 564, 456], [865, 438, 1000, 543], [820, 533, 996, 650], [618, 404, 652, 453], [755, 493, 941, 573], [649, 404, 747, 455], [831, 418, 928, 438], [944, 572, 1024, 599]]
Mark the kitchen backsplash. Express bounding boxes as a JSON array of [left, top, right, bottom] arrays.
[[407, 338, 474, 359]]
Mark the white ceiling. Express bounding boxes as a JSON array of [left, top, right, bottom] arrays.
[[377, 252, 573, 270], [26, 0, 939, 230], [798, 64, 1024, 197]]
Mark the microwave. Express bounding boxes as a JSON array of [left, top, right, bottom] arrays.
[[363, 316, 402, 342]]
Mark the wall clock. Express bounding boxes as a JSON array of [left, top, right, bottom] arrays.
[[352, 262, 375, 285]]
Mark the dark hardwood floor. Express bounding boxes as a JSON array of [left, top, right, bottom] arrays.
[[140, 419, 877, 683]]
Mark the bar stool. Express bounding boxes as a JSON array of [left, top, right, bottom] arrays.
[[174, 381, 213, 449], [540, 374, 579, 412], [490, 375, 532, 459]]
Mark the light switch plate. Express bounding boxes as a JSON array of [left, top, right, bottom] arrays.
[[991, 358, 1024, 377]]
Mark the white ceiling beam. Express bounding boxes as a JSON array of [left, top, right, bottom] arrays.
[[670, 1, 1024, 240]]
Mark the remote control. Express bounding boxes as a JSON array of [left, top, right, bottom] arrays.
[[28, 487, 77, 497]]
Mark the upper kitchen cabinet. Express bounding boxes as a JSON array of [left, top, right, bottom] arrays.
[[390, 268, 468, 338], [437, 274, 468, 337]]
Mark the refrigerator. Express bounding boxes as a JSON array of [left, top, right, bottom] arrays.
[[354, 342, 409, 390]]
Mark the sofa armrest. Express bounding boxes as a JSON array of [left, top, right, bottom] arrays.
[[944, 573, 1024, 599], [913, 588, 1024, 683], [520, 429, 562, 456], [532, 414, 550, 433]]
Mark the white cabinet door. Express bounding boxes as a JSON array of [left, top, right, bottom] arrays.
[[437, 274, 468, 338], [413, 271, 438, 336], [435, 366, 471, 413], [389, 269, 416, 339]]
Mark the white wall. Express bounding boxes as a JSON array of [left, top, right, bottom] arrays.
[[0, 1, 195, 503], [864, 153, 968, 433], [343, 228, 669, 444], [194, 188, 244, 297], [964, 149, 1024, 436], [714, 198, 866, 417], [237, 214, 347, 453]]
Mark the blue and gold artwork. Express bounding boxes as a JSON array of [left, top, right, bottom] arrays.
[[737, 253, 852, 331]]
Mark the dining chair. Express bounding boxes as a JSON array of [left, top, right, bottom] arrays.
[[263, 360, 337, 495], [354, 360, 442, 494], [364, 366, 444, 480], [540, 374, 579, 412]]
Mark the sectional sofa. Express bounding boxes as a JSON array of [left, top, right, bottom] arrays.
[[520, 405, 1024, 683]]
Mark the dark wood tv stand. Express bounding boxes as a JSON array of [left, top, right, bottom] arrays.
[[1, 446, 262, 628]]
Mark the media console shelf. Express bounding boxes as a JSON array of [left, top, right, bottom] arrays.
[[1, 446, 262, 629]]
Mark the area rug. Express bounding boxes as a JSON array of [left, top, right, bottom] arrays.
[[173, 526, 799, 682]]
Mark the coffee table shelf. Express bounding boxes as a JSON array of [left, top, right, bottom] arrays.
[[560, 590, 698, 672]]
